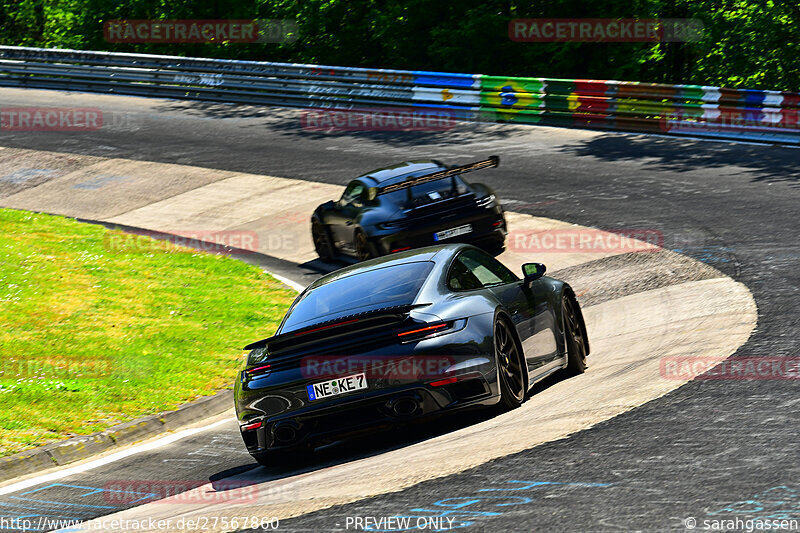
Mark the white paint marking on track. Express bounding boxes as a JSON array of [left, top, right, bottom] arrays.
[[268, 271, 305, 292], [0, 417, 233, 496]]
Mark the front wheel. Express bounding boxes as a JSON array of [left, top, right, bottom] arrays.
[[311, 220, 334, 261], [354, 230, 375, 261], [495, 318, 526, 410], [563, 295, 588, 375]]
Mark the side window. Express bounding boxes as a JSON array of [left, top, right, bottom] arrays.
[[449, 249, 517, 290], [340, 181, 366, 207], [448, 259, 483, 290]]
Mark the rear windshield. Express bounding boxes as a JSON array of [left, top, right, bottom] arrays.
[[280, 261, 434, 333], [382, 175, 469, 208]]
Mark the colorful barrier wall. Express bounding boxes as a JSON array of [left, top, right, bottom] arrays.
[[1, 46, 797, 143]]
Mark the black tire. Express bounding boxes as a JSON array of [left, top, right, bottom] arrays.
[[354, 230, 375, 261], [311, 220, 334, 261], [483, 236, 506, 256], [495, 317, 526, 410], [563, 295, 588, 375]]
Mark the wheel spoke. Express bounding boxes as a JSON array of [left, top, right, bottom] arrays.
[[356, 234, 370, 260], [567, 308, 577, 329], [496, 322, 524, 400], [313, 223, 332, 259], [563, 297, 587, 370], [502, 327, 512, 353]]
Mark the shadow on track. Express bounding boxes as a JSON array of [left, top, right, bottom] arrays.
[[559, 133, 800, 187], [153, 101, 516, 148]]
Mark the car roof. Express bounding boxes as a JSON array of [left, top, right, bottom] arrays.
[[305, 243, 468, 292], [357, 160, 446, 184]]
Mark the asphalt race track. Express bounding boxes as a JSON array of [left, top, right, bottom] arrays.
[[0, 88, 798, 532]]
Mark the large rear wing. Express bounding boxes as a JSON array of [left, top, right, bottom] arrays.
[[375, 155, 499, 196]]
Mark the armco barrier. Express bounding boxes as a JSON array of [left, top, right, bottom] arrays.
[[1, 45, 798, 143]]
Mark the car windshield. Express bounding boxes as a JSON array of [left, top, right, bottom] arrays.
[[382, 174, 469, 208], [280, 261, 434, 332]]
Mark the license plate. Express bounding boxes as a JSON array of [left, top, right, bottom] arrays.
[[434, 224, 472, 241], [307, 373, 367, 401]]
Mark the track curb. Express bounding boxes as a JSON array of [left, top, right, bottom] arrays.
[[0, 390, 233, 483]]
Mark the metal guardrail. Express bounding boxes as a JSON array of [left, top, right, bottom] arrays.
[[1, 45, 798, 143]]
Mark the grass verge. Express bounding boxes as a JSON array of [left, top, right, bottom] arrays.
[[0, 208, 297, 457]]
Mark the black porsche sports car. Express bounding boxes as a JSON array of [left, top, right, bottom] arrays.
[[311, 156, 506, 261], [234, 243, 589, 466]]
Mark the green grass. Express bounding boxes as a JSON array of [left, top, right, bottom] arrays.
[[0, 208, 297, 457]]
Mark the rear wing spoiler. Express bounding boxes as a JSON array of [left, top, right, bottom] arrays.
[[375, 155, 499, 197]]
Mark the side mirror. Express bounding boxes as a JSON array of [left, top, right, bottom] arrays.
[[522, 263, 546, 285]]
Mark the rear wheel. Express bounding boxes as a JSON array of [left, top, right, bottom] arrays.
[[354, 230, 375, 261], [495, 318, 526, 410], [482, 236, 506, 256], [311, 220, 334, 261], [563, 295, 588, 375]]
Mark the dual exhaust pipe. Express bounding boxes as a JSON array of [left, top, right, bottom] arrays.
[[387, 396, 422, 417], [269, 395, 422, 446]]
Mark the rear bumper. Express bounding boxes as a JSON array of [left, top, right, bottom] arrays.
[[372, 207, 506, 255], [238, 377, 498, 454], [235, 317, 501, 454]]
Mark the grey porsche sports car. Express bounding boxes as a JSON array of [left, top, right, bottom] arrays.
[[235, 243, 589, 466]]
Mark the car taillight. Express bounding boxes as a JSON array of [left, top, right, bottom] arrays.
[[241, 420, 262, 431], [429, 371, 483, 387], [397, 322, 452, 340], [429, 377, 458, 387], [246, 364, 271, 377]]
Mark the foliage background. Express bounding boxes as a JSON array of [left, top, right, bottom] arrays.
[[0, 0, 798, 91]]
